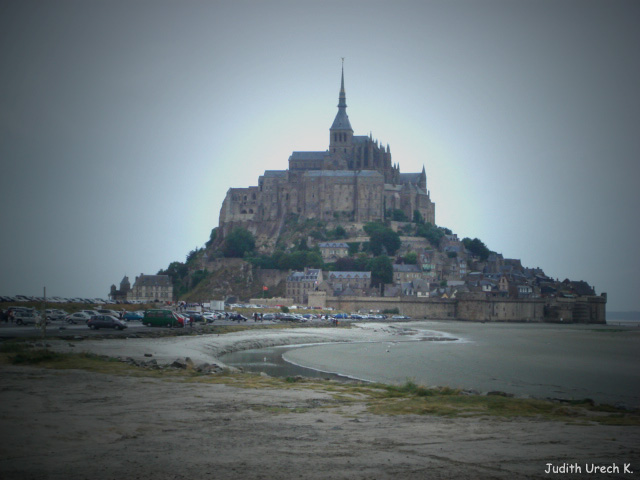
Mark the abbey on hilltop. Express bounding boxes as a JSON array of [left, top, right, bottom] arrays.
[[217, 64, 435, 249]]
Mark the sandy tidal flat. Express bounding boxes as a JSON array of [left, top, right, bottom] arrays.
[[1, 324, 638, 479]]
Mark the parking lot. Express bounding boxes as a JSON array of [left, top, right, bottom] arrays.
[[0, 316, 287, 339]]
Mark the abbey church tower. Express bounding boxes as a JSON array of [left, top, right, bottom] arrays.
[[217, 64, 436, 250], [329, 61, 353, 170]]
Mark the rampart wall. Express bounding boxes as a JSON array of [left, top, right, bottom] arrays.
[[320, 293, 607, 323]]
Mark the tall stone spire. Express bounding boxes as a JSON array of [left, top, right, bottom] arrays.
[[330, 59, 353, 131], [338, 59, 347, 109]]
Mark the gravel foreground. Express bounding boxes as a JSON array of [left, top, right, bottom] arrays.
[[1, 325, 638, 479]]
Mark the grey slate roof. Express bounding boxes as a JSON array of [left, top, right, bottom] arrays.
[[399, 173, 422, 185], [318, 242, 349, 248], [289, 151, 327, 161], [393, 264, 421, 273], [134, 275, 172, 287], [328, 271, 371, 280], [263, 170, 288, 178], [287, 269, 322, 282], [304, 170, 383, 178], [331, 109, 352, 130]]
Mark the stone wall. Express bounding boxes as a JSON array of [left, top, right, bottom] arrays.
[[323, 293, 606, 323], [248, 297, 294, 306], [255, 269, 289, 289], [455, 294, 546, 322]]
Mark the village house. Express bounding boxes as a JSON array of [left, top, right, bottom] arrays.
[[127, 274, 173, 303], [285, 268, 323, 304], [318, 242, 349, 262], [324, 271, 371, 296], [393, 264, 422, 283], [401, 278, 431, 297]]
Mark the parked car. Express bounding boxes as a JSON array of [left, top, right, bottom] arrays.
[[14, 309, 46, 326], [228, 313, 248, 322], [175, 313, 189, 326], [45, 309, 67, 321], [202, 312, 218, 323], [87, 315, 127, 330], [96, 309, 121, 318], [184, 311, 205, 323], [143, 309, 183, 328], [64, 312, 92, 324], [123, 311, 144, 321]]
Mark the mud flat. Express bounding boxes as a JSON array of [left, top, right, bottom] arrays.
[[44, 323, 434, 369], [2, 363, 639, 480]]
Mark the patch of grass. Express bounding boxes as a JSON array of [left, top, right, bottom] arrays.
[[252, 405, 309, 414], [382, 380, 459, 398], [0, 341, 30, 353], [200, 322, 351, 335], [10, 349, 63, 364]]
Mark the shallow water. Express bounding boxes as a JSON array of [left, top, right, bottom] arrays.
[[221, 345, 350, 381], [222, 321, 640, 407]]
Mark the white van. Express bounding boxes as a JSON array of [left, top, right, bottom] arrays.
[[14, 310, 45, 326]]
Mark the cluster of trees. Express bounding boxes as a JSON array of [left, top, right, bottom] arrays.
[[222, 228, 255, 258], [157, 254, 208, 298], [462, 237, 492, 261], [363, 222, 401, 256]]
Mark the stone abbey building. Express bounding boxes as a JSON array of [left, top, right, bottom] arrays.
[[218, 66, 435, 249]]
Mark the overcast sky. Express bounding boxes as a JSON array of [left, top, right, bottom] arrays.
[[1, 0, 638, 311]]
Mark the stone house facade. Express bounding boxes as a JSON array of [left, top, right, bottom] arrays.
[[285, 268, 323, 305], [127, 274, 173, 303], [318, 242, 350, 262], [393, 264, 423, 284], [325, 271, 371, 296]]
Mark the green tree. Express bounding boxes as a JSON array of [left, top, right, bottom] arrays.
[[462, 237, 492, 261], [347, 242, 360, 256], [404, 251, 418, 265], [369, 255, 393, 286], [288, 251, 308, 270], [364, 222, 401, 256], [416, 222, 446, 247], [333, 225, 347, 239], [392, 209, 409, 222], [186, 247, 202, 263], [363, 221, 387, 237], [158, 261, 188, 283], [297, 237, 309, 251], [205, 227, 218, 248], [190, 269, 209, 288], [305, 251, 324, 269], [223, 227, 256, 258]]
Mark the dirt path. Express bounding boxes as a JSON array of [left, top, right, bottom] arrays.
[[1, 365, 638, 480]]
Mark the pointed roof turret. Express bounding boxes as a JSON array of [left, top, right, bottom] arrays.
[[330, 59, 353, 131]]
